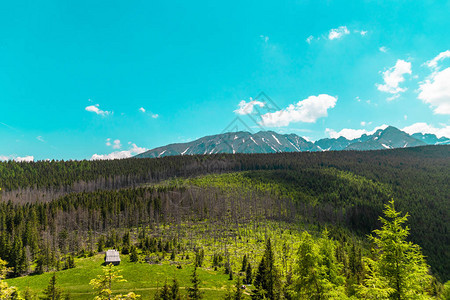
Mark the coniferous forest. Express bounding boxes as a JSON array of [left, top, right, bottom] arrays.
[[0, 145, 449, 299]]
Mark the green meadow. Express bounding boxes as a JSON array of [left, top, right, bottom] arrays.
[[6, 254, 236, 299]]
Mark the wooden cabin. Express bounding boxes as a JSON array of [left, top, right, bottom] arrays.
[[105, 249, 121, 265]]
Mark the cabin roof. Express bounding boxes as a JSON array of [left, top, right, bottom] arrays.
[[105, 249, 121, 262]]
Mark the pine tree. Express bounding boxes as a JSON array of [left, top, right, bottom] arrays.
[[292, 230, 347, 299], [292, 231, 321, 298], [130, 246, 139, 263], [170, 278, 181, 300], [245, 263, 252, 285], [224, 276, 243, 300], [241, 255, 247, 272], [154, 280, 170, 300], [252, 239, 280, 300], [358, 200, 433, 299], [42, 273, 62, 300], [187, 267, 203, 300]]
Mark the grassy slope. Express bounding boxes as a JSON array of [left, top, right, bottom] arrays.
[[6, 254, 234, 299], [6, 220, 345, 299]]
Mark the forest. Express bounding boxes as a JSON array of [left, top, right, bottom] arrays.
[[0, 145, 448, 298]]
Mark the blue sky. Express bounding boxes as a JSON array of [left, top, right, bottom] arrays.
[[1, 0, 449, 160]]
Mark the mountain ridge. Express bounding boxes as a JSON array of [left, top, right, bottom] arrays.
[[135, 126, 441, 158]]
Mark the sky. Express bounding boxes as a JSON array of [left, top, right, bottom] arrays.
[[1, 0, 449, 161]]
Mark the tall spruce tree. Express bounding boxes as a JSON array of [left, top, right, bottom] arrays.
[[42, 273, 62, 300], [358, 200, 433, 299], [187, 267, 203, 300], [252, 239, 280, 300]]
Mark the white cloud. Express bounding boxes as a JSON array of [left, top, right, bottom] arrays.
[[426, 50, 450, 70], [16, 156, 34, 162], [379, 46, 388, 53], [112, 139, 121, 149], [36, 136, 45, 142], [259, 94, 337, 127], [376, 59, 412, 97], [260, 35, 269, 43], [402, 122, 450, 138], [418, 68, 450, 114], [326, 124, 388, 140], [0, 155, 34, 162], [418, 51, 450, 114], [328, 26, 350, 40], [360, 121, 372, 126], [306, 35, 314, 44], [387, 94, 400, 101], [139, 107, 159, 118], [404, 115, 408, 120], [234, 98, 265, 115], [354, 30, 368, 36], [105, 138, 122, 149], [91, 143, 148, 160], [85, 104, 111, 116]]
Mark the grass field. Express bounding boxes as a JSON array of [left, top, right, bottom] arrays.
[[6, 254, 240, 299]]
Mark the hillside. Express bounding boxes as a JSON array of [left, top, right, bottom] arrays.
[[0, 145, 448, 283]]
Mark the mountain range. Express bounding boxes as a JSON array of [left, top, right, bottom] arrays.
[[135, 126, 450, 158]]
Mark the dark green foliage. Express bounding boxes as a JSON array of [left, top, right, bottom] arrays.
[[224, 276, 243, 300], [63, 255, 75, 270], [130, 246, 139, 263], [212, 253, 223, 268], [97, 236, 105, 253], [170, 278, 181, 300], [194, 249, 204, 268], [240, 255, 247, 272], [252, 239, 280, 299], [42, 273, 62, 300], [154, 280, 171, 300], [187, 267, 203, 300], [245, 263, 252, 285]]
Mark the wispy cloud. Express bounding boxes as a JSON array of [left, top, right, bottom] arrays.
[[379, 46, 388, 53], [376, 59, 412, 99], [307, 26, 366, 43], [112, 139, 121, 149], [402, 122, 450, 138], [0, 155, 34, 162], [234, 98, 265, 115], [426, 50, 450, 70], [259, 94, 337, 127], [85, 104, 112, 116], [91, 143, 148, 160], [328, 26, 350, 40], [105, 138, 122, 149], [139, 107, 159, 118], [36, 136, 45, 142], [260, 35, 269, 43], [326, 124, 388, 140]]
